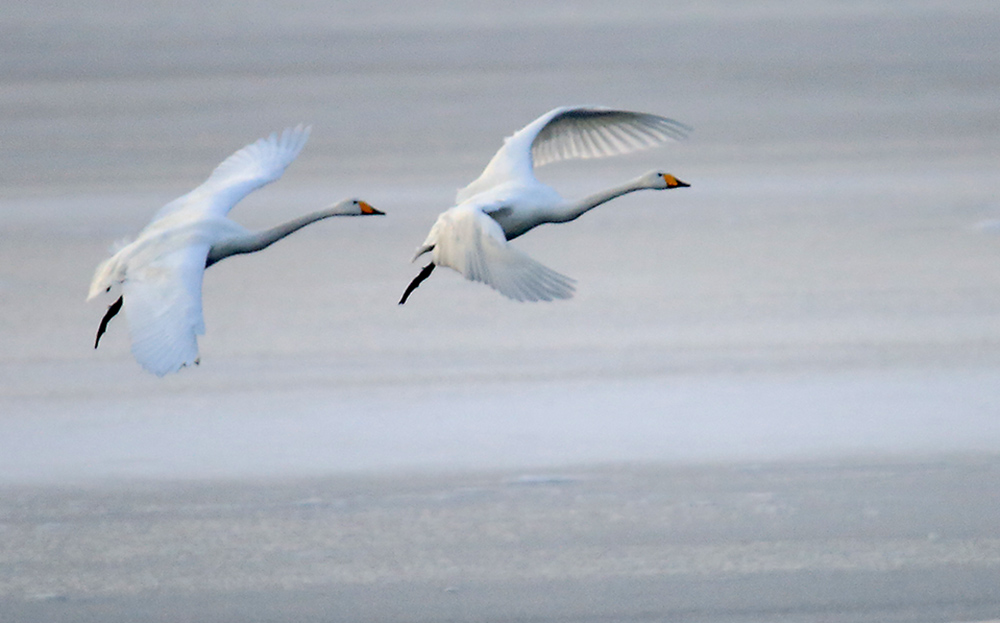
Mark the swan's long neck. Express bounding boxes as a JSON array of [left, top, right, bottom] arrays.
[[551, 176, 652, 224], [206, 207, 344, 267]]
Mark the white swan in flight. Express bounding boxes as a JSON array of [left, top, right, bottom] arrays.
[[88, 125, 383, 376], [399, 106, 690, 304]]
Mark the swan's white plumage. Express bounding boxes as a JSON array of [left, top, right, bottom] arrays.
[[122, 243, 209, 376], [153, 125, 311, 222], [89, 126, 311, 376], [456, 106, 689, 203], [427, 206, 575, 302], [407, 106, 688, 303]]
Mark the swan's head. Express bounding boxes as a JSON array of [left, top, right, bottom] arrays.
[[642, 171, 690, 190], [329, 199, 385, 216]]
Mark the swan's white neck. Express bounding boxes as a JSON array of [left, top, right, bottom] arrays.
[[551, 175, 655, 224], [206, 204, 355, 267]]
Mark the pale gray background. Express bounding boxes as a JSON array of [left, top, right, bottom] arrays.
[[1, 1, 999, 621]]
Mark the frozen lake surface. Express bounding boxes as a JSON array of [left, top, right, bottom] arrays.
[[3, 363, 1000, 484]]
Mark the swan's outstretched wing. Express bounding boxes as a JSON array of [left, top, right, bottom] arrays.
[[456, 106, 689, 203], [153, 125, 311, 221], [531, 108, 690, 166], [428, 206, 575, 302], [121, 243, 210, 376]]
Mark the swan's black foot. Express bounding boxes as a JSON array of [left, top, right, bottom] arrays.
[[398, 263, 435, 305], [94, 295, 123, 349]]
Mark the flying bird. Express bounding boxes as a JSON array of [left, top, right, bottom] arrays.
[[88, 125, 383, 376], [399, 106, 690, 304]]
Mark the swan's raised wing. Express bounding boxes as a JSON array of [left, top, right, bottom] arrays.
[[428, 206, 575, 302], [456, 106, 689, 203], [121, 242, 210, 376], [153, 125, 311, 221], [531, 108, 690, 167]]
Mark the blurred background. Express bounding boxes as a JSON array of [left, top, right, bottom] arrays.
[[1, 0, 998, 479], [1, 1, 999, 619]]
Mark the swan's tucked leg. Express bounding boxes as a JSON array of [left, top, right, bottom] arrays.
[[398, 263, 436, 305], [94, 295, 124, 349]]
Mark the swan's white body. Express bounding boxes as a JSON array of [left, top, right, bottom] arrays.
[[402, 106, 690, 303], [88, 126, 380, 376]]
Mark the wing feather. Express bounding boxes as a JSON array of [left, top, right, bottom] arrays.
[[152, 125, 311, 221], [429, 207, 575, 302], [456, 106, 689, 203], [121, 243, 210, 376], [532, 109, 690, 167]]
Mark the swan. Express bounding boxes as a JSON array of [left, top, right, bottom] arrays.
[[88, 125, 383, 376], [399, 106, 690, 304]]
